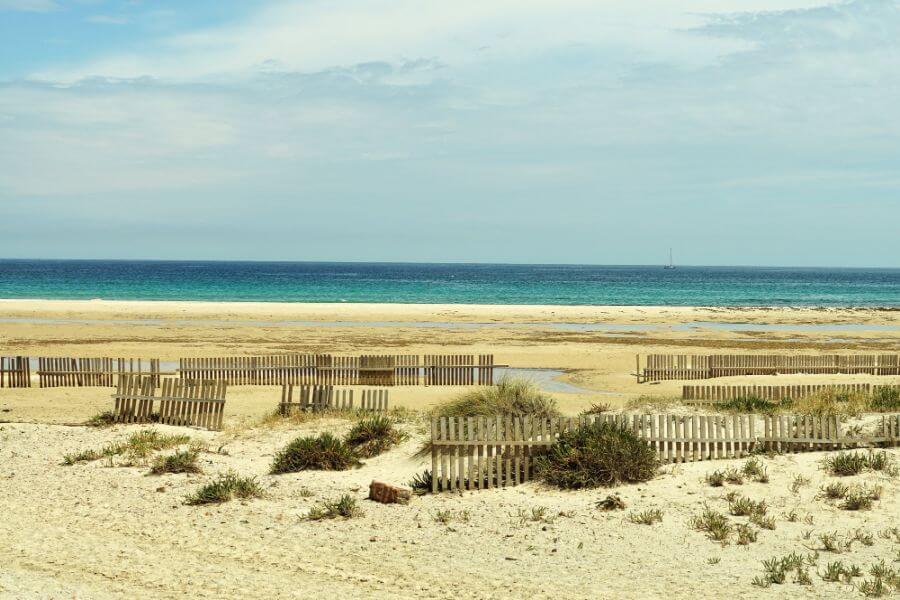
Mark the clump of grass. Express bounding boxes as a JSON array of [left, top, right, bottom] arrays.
[[742, 457, 769, 483], [857, 577, 892, 598], [819, 532, 849, 553], [409, 470, 434, 495], [304, 494, 363, 521], [270, 433, 361, 474], [625, 395, 680, 411], [596, 494, 626, 511], [790, 474, 811, 494], [434, 509, 471, 525], [344, 415, 407, 458], [150, 449, 201, 475], [433, 376, 559, 419], [728, 495, 767, 517], [721, 395, 788, 414], [820, 481, 849, 500], [822, 452, 871, 476], [869, 386, 900, 412], [516, 506, 555, 525], [185, 471, 265, 505], [840, 485, 882, 511], [690, 505, 732, 544], [581, 402, 611, 416], [84, 410, 118, 427], [736, 523, 758, 545], [534, 421, 658, 489], [628, 509, 662, 526], [752, 553, 819, 588], [724, 468, 745, 485], [705, 470, 726, 487], [750, 513, 776, 530], [792, 389, 870, 417], [61, 428, 190, 466]]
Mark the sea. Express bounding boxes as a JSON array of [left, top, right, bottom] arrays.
[[0, 260, 898, 306]]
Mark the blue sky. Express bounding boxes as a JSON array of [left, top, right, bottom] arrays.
[[1, 0, 898, 266]]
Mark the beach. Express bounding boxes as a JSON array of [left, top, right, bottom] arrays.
[[2, 299, 900, 599]]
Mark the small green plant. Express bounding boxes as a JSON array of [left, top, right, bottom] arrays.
[[628, 509, 663, 526], [851, 529, 875, 547], [434, 509, 471, 525], [61, 429, 190, 466], [822, 452, 888, 477], [409, 470, 434, 495], [742, 458, 768, 482], [724, 468, 745, 485], [750, 513, 776, 530], [707, 557, 721, 565], [705, 470, 726, 487], [270, 433, 361, 474], [516, 506, 555, 524], [819, 532, 848, 553], [185, 471, 265, 505], [821, 561, 847, 582], [783, 509, 799, 522], [790, 474, 810, 494], [596, 494, 626, 511], [736, 523, 758, 545], [840, 485, 881, 511], [344, 415, 407, 458], [85, 410, 118, 427], [820, 482, 849, 500], [690, 505, 732, 544], [728, 495, 767, 517], [304, 494, 363, 521], [534, 421, 658, 489], [149, 449, 201, 475], [857, 577, 890, 597]]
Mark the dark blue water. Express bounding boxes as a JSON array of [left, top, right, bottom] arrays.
[[0, 260, 897, 306]]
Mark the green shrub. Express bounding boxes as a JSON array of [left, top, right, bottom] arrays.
[[84, 411, 118, 427], [185, 471, 265, 505], [823, 452, 870, 476], [870, 386, 900, 412], [409, 470, 434, 495], [628, 509, 663, 525], [736, 523, 758, 545], [728, 495, 767, 517], [534, 421, 658, 489], [840, 485, 881, 511], [345, 415, 407, 458], [690, 505, 732, 544], [721, 395, 788, 414], [304, 494, 363, 520], [150, 449, 201, 475], [270, 433, 361, 474]]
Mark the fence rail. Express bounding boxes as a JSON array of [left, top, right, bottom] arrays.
[[278, 385, 389, 415], [638, 354, 900, 382], [112, 376, 226, 430], [430, 413, 900, 493], [180, 354, 497, 386], [682, 383, 900, 404], [38, 357, 161, 388], [0, 356, 31, 388]]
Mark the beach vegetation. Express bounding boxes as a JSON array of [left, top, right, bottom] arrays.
[[304, 494, 363, 521], [627, 508, 663, 525], [596, 494, 626, 511], [344, 415, 407, 458], [535, 420, 658, 489], [270, 433, 361, 474], [185, 471, 265, 505], [150, 448, 201, 475], [689, 505, 732, 544]]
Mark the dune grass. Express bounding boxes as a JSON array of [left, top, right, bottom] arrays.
[[535, 420, 658, 489], [270, 432, 361, 474], [150, 448, 201, 475], [344, 415, 408, 458], [185, 471, 265, 505], [62, 429, 190, 466], [432, 376, 559, 419], [303, 494, 363, 521]]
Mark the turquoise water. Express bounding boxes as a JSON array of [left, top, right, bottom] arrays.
[[0, 260, 898, 306]]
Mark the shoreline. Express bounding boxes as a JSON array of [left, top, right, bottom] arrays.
[[2, 298, 900, 326]]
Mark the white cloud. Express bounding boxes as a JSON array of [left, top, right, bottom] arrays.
[[85, 15, 131, 25]]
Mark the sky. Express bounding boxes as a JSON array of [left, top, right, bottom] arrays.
[[0, 0, 898, 267]]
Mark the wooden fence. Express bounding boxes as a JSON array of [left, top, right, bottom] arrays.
[[638, 354, 900, 382], [38, 357, 161, 388], [112, 376, 226, 430], [180, 354, 497, 386], [429, 413, 900, 492], [278, 385, 389, 415], [0, 356, 31, 388], [682, 383, 900, 404]]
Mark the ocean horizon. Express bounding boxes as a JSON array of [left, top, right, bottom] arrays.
[[1, 259, 898, 307]]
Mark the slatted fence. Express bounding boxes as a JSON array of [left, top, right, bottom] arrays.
[[278, 385, 389, 415], [180, 354, 496, 386], [112, 376, 226, 430], [430, 413, 900, 492], [38, 357, 161, 388], [0, 356, 31, 388], [639, 354, 900, 382], [682, 383, 900, 404]]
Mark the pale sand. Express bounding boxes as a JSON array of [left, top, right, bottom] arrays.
[[2, 300, 900, 598]]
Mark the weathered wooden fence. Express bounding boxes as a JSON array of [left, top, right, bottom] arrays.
[[278, 385, 389, 415], [638, 354, 900, 382], [682, 383, 900, 404], [112, 376, 226, 430], [430, 413, 900, 492], [38, 357, 161, 388], [180, 354, 497, 386], [0, 356, 31, 388]]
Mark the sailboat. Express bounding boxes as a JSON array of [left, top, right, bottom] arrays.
[[664, 248, 676, 270]]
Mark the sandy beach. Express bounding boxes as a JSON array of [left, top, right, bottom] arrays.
[[2, 300, 899, 599]]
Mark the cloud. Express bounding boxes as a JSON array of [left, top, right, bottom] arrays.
[[0, 0, 59, 12], [85, 15, 131, 25]]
